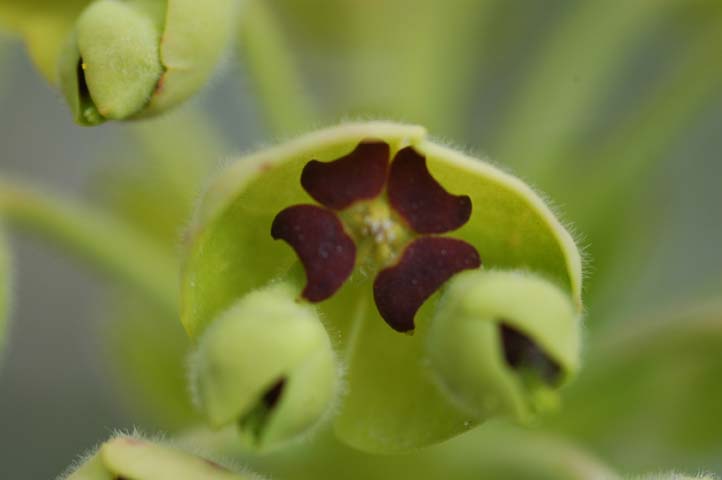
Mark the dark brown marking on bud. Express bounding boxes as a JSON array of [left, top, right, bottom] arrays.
[[301, 140, 390, 210], [388, 147, 472, 234], [77, 59, 91, 105], [154, 73, 165, 95], [272, 204, 356, 302], [203, 458, 231, 471], [499, 323, 562, 385], [373, 237, 481, 332], [263, 378, 287, 409]]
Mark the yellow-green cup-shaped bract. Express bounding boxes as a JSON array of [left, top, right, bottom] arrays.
[[190, 281, 339, 451], [62, 434, 253, 480], [58, 0, 236, 125], [427, 270, 581, 423]]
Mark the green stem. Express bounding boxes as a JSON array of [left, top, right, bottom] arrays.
[[0, 177, 177, 313], [237, 0, 318, 136]]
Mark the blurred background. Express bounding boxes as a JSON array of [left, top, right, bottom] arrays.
[[1, 1, 722, 478]]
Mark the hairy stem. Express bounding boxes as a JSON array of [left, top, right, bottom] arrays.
[[0, 177, 177, 313]]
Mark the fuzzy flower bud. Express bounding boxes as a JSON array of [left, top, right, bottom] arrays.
[[189, 281, 339, 450], [58, 0, 236, 125], [427, 269, 581, 422]]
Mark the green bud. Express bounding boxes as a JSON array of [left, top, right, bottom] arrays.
[[190, 281, 338, 450], [58, 0, 236, 125], [427, 270, 580, 422], [63, 434, 254, 480]]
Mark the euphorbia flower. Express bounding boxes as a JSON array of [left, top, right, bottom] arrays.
[[182, 122, 583, 453], [271, 140, 481, 332]]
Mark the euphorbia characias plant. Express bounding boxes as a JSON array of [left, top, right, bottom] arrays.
[[182, 122, 582, 452], [1, 1, 720, 478]]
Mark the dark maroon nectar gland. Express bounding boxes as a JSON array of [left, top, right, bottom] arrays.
[[301, 140, 390, 210], [271, 205, 356, 302], [374, 237, 481, 332], [271, 140, 482, 332], [388, 147, 472, 234]]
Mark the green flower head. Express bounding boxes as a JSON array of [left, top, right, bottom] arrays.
[[183, 122, 583, 453]]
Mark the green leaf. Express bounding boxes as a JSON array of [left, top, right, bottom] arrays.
[[180, 122, 582, 452], [547, 303, 722, 473], [63, 434, 255, 480], [0, 228, 11, 361]]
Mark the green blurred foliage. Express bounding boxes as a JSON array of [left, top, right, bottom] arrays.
[[93, 109, 223, 430], [1, 0, 722, 478], [548, 304, 722, 474], [0, 0, 90, 81]]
